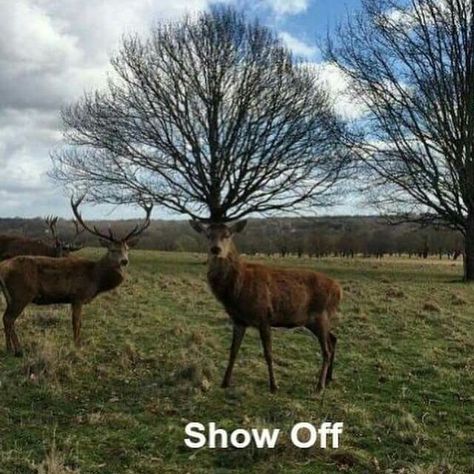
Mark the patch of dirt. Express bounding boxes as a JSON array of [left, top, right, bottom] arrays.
[[451, 294, 467, 306], [386, 288, 405, 298], [423, 302, 441, 313]]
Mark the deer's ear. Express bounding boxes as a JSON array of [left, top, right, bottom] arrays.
[[99, 239, 110, 248], [189, 220, 206, 234], [230, 220, 247, 234], [127, 237, 139, 248]]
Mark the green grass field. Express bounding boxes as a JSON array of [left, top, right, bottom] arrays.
[[0, 251, 472, 473]]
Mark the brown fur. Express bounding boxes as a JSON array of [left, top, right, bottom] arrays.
[[0, 241, 134, 356], [191, 221, 342, 393], [0, 235, 64, 260]]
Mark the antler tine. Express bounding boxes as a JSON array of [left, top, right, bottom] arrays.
[[45, 215, 59, 241], [72, 219, 85, 238], [108, 227, 116, 241], [122, 201, 153, 241], [70, 195, 116, 242]]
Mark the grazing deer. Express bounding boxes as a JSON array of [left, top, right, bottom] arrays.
[[0, 197, 152, 356], [190, 220, 342, 393], [0, 216, 83, 261]]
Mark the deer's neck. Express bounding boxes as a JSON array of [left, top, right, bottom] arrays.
[[95, 258, 125, 294], [207, 244, 243, 305]]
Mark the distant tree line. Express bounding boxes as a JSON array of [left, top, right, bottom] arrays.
[[0, 216, 463, 260]]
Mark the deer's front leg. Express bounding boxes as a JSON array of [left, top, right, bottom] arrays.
[[71, 302, 83, 347], [222, 323, 246, 388]]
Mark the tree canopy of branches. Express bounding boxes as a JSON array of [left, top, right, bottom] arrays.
[[327, 0, 474, 279], [52, 7, 348, 223]]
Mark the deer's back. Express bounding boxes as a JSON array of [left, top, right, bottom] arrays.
[[0, 235, 54, 259], [235, 262, 341, 327]]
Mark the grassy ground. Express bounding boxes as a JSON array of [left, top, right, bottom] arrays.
[[0, 251, 472, 473]]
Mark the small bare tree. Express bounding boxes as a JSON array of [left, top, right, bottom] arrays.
[[52, 7, 348, 223], [327, 0, 474, 280]]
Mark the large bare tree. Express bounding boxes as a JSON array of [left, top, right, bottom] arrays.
[[52, 7, 348, 223], [327, 0, 474, 280]]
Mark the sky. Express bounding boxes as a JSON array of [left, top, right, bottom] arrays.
[[0, 0, 363, 220]]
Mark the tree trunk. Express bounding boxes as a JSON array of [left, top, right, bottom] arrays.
[[463, 221, 474, 281]]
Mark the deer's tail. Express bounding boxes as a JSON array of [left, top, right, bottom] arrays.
[[327, 281, 342, 317], [0, 273, 11, 306], [335, 283, 343, 307]]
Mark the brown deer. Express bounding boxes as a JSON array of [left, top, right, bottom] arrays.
[[0, 216, 83, 261], [0, 197, 152, 356], [190, 220, 342, 393]]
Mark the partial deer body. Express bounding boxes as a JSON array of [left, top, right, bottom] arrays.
[[0, 236, 61, 260], [191, 221, 342, 393], [0, 216, 83, 261], [0, 197, 151, 356]]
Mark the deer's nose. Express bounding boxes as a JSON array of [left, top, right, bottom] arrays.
[[210, 246, 221, 255], [120, 258, 129, 266]]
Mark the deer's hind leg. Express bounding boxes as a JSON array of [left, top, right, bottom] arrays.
[[326, 332, 337, 384], [306, 312, 332, 393], [3, 310, 12, 354], [259, 322, 278, 393], [3, 300, 29, 357], [71, 302, 83, 347]]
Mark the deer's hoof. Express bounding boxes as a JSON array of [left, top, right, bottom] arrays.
[[221, 381, 230, 389], [270, 385, 278, 393], [14, 350, 23, 358]]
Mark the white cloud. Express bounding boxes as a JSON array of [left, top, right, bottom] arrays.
[[279, 31, 318, 58], [313, 62, 367, 120], [0, 1, 81, 74], [0, 0, 212, 218], [263, 0, 309, 15]]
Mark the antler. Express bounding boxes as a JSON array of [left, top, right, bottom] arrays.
[[71, 195, 117, 242], [72, 219, 86, 240], [45, 216, 60, 242], [70, 195, 153, 242], [122, 201, 153, 241]]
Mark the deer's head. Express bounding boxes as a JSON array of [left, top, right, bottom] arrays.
[[71, 196, 152, 268], [98, 239, 139, 267], [45, 216, 83, 257], [190, 220, 247, 259]]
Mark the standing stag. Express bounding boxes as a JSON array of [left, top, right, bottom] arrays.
[[0, 197, 152, 356], [0, 216, 83, 261], [190, 220, 342, 393]]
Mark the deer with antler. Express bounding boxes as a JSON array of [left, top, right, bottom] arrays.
[[191, 220, 342, 393], [0, 216, 83, 261], [0, 197, 152, 356], [46, 215, 86, 255]]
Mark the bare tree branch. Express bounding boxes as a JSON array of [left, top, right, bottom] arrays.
[[51, 6, 349, 223], [327, 0, 474, 279]]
